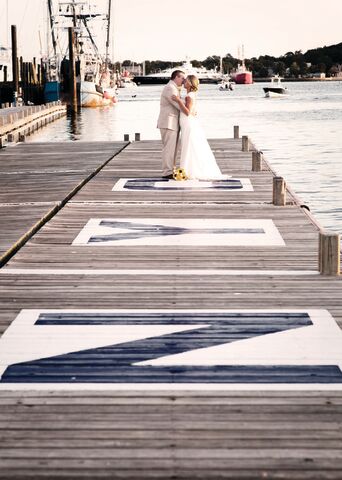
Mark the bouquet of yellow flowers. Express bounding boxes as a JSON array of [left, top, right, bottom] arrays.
[[173, 167, 188, 181]]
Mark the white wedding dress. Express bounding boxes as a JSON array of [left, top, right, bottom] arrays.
[[179, 92, 228, 180]]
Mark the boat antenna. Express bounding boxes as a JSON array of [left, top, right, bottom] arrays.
[[106, 0, 112, 67], [47, 0, 57, 57]]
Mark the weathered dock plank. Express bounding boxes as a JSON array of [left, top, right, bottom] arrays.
[[1, 391, 342, 478], [0, 141, 128, 259]]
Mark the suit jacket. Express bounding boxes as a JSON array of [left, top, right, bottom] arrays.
[[157, 80, 181, 131]]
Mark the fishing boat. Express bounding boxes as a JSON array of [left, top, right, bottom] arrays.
[[263, 76, 287, 97], [231, 60, 253, 84], [45, 0, 117, 107], [231, 45, 253, 84]]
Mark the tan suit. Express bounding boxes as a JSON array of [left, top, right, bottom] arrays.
[[157, 80, 181, 176]]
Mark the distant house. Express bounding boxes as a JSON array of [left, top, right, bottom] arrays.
[[330, 64, 342, 78], [310, 72, 326, 79]]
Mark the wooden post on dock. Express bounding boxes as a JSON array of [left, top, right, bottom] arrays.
[[252, 151, 263, 172], [31, 59, 38, 85], [22, 63, 27, 104], [234, 125, 239, 139], [19, 56, 23, 83], [273, 176, 286, 206], [242, 135, 249, 152], [124, 134, 130, 141], [11, 25, 19, 105], [319, 231, 340, 276], [135, 133, 141, 141], [68, 27, 78, 112]]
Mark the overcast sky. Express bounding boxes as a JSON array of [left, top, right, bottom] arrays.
[[0, 0, 341, 62]]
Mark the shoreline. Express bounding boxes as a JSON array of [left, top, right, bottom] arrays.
[[253, 77, 342, 83]]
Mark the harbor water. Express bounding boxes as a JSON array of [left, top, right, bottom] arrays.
[[29, 81, 342, 234]]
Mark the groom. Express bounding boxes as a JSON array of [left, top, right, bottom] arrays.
[[157, 70, 185, 179]]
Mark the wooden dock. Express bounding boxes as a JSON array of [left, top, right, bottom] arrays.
[[0, 141, 127, 264], [0, 135, 342, 479], [0, 102, 68, 145]]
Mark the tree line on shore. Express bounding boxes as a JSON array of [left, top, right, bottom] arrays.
[[118, 42, 342, 77]]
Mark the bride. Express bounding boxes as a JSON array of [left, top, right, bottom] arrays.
[[172, 75, 228, 180]]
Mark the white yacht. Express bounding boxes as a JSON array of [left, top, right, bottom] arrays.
[[134, 59, 222, 84]]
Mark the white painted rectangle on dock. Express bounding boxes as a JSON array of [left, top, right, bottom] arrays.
[[113, 177, 253, 192], [72, 218, 285, 247], [1, 309, 342, 389]]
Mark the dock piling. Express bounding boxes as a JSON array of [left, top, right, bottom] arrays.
[[252, 151, 263, 171], [11, 25, 19, 105], [124, 134, 130, 141], [242, 135, 249, 152], [234, 125, 239, 139], [273, 176, 287, 206], [68, 27, 78, 112], [134, 133, 141, 141], [319, 231, 341, 276], [7, 132, 18, 143]]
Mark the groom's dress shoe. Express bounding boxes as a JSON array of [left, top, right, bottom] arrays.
[[162, 174, 173, 179]]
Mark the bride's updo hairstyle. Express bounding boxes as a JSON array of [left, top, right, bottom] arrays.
[[187, 75, 199, 92]]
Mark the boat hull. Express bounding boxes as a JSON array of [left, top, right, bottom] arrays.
[[234, 72, 253, 84], [263, 87, 287, 97], [80, 81, 117, 107], [44, 81, 60, 103], [133, 76, 220, 85]]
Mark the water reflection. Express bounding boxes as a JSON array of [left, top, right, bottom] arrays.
[[66, 108, 83, 140]]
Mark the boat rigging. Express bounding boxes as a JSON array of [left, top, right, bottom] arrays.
[[44, 0, 117, 107]]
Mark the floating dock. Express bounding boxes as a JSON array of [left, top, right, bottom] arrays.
[[0, 133, 341, 479]]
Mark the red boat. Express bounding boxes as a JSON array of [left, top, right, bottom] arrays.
[[235, 71, 253, 84], [232, 61, 253, 84]]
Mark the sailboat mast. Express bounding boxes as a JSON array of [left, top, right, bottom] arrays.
[[106, 0, 112, 66]]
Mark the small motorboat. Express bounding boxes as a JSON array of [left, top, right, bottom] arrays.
[[219, 78, 234, 91], [263, 75, 287, 97]]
